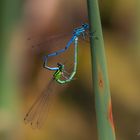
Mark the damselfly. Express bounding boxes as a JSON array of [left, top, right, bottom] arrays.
[[24, 23, 95, 128]]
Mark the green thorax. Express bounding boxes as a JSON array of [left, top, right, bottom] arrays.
[[53, 63, 64, 80], [53, 69, 62, 80]]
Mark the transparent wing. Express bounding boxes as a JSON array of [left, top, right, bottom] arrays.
[[29, 32, 72, 48], [24, 78, 56, 129], [29, 31, 90, 49]]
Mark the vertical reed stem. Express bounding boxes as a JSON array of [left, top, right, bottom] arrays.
[[0, 0, 21, 139], [87, 0, 116, 140]]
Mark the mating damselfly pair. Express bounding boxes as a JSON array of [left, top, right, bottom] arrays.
[[24, 23, 96, 128]]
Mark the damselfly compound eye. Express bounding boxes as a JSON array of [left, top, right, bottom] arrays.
[[82, 23, 89, 30]]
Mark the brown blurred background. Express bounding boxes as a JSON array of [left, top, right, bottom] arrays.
[[0, 0, 140, 140]]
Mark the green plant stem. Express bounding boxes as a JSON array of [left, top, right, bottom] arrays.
[[87, 0, 116, 140], [0, 0, 22, 138]]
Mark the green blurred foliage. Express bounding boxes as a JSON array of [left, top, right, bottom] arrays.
[[0, 0, 140, 140]]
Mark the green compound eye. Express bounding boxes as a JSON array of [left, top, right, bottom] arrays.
[[56, 63, 64, 71]]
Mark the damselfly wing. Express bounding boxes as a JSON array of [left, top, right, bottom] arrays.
[[24, 78, 57, 129]]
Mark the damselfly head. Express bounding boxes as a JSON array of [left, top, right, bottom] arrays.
[[57, 63, 64, 70], [82, 23, 89, 30]]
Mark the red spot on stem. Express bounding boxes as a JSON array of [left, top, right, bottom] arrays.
[[98, 72, 104, 88], [108, 100, 115, 132], [99, 79, 103, 88]]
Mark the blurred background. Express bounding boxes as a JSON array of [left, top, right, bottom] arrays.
[[0, 0, 140, 140]]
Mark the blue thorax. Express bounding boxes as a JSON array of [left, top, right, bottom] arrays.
[[73, 23, 89, 36]]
